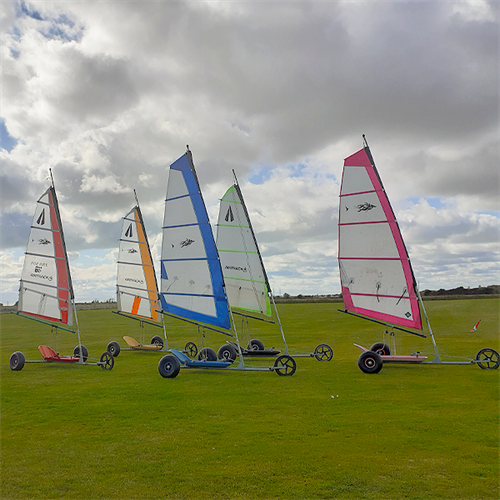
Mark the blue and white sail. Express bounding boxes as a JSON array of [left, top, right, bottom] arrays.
[[159, 149, 231, 330]]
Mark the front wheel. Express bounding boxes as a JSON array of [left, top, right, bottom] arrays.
[[107, 341, 121, 357], [184, 342, 198, 358], [10, 351, 25, 371], [73, 345, 89, 362], [476, 348, 500, 370], [218, 344, 237, 362], [248, 339, 265, 351], [100, 352, 114, 370], [274, 355, 296, 376], [370, 342, 391, 356], [198, 347, 217, 361], [314, 344, 333, 361], [151, 335, 164, 348], [159, 355, 181, 378], [358, 351, 383, 374]]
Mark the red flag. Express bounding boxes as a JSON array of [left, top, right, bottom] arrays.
[[470, 320, 481, 332]]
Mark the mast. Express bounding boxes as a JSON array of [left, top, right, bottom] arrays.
[[19, 170, 82, 357], [230, 171, 289, 354], [160, 147, 244, 363]]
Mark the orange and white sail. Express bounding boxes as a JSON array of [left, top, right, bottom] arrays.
[[117, 204, 160, 322]]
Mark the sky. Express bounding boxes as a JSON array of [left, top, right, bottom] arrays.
[[0, 0, 499, 305]]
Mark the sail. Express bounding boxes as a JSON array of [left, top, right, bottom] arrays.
[[216, 184, 271, 316], [18, 186, 74, 326], [338, 145, 422, 330], [117, 205, 160, 321], [159, 150, 231, 330]]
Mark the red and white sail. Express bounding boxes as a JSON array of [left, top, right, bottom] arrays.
[[338, 145, 422, 330], [18, 186, 74, 326]]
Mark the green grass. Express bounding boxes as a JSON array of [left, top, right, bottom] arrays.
[[1, 299, 499, 499]]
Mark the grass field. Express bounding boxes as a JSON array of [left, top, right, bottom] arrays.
[[1, 298, 499, 499]]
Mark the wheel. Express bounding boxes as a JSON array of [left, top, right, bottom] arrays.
[[159, 355, 181, 378], [370, 342, 391, 356], [198, 347, 217, 361], [9, 351, 25, 371], [358, 351, 383, 374], [218, 344, 237, 362], [247, 339, 265, 351], [184, 342, 198, 358], [107, 341, 121, 357], [314, 344, 333, 361], [73, 345, 89, 362], [151, 335, 164, 348], [100, 352, 114, 370], [475, 348, 500, 370], [274, 355, 296, 376]]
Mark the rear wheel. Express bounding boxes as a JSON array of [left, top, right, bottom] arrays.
[[218, 344, 237, 362], [370, 342, 391, 356], [100, 352, 114, 370], [198, 347, 217, 361], [184, 342, 198, 358], [314, 344, 333, 361], [107, 341, 121, 357], [151, 335, 164, 348], [358, 351, 383, 374], [247, 339, 265, 351], [274, 355, 296, 376], [476, 348, 499, 369], [9, 351, 25, 371], [73, 345, 89, 362], [159, 355, 181, 378]]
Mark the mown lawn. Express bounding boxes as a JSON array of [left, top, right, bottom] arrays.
[[1, 298, 499, 499]]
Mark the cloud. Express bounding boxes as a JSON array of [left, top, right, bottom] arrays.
[[0, 0, 498, 303]]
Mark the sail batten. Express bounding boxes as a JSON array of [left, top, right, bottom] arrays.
[[338, 145, 422, 331]]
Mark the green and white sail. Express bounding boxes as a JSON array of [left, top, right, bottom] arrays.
[[216, 183, 271, 316]]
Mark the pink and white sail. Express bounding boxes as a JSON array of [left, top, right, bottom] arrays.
[[338, 145, 422, 330]]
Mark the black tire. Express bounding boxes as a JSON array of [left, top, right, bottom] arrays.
[[151, 335, 164, 348], [218, 344, 237, 362], [358, 351, 383, 374], [73, 345, 89, 362], [159, 355, 181, 378], [9, 351, 25, 371], [198, 347, 217, 361], [247, 339, 265, 351], [184, 342, 198, 358], [107, 341, 121, 357], [370, 342, 391, 356], [274, 355, 296, 376], [314, 344, 333, 361], [475, 348, 500, 370], [100, 352, 114, 370]]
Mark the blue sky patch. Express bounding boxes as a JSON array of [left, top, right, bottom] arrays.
[[0, 119, 18, 152], [249, 167, 273, 185]]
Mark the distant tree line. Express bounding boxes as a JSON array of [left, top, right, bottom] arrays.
[[420, 285, 500, 297]]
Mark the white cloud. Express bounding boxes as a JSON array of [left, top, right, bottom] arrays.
[[0, 0, 498, 303]]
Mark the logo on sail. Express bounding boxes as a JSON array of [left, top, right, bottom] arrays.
[[225, 206, 234, 222], [37, 209, 46, 226], [38, 238, 50, 245], [125, 224, 133, 238], [180, 238, 194, 248], [356, 202, 376, 212]]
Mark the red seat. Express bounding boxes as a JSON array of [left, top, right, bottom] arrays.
[[38, 345, 79, 362]]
